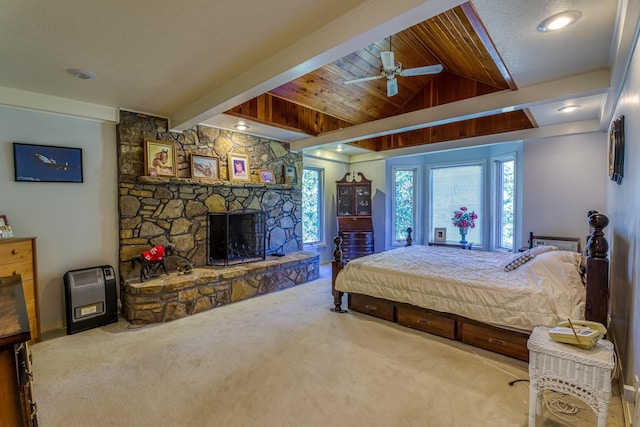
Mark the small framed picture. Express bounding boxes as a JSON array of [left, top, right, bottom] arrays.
[[259, 169, 275, 183], [0, 215, 14, 239], [191, 154, 220, 179], [13, 142, 83, 183], [284, 165, 297, 185], [434, 227, 447, 243], [144, 139, 177, 177], [228, 153, 250, 182]]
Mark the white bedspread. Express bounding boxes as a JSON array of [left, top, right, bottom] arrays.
[[335, 245, 585, 331]]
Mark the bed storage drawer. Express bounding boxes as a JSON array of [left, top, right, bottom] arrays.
[[397, 305, 456, 339], [348, 293, 395, 321], [460, 322, 529, 361]]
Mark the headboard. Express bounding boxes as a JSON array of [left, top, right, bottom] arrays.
[[528, 232, 581, 252]]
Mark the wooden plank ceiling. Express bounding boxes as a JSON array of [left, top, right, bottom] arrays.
[[226, 2, 535, 151]]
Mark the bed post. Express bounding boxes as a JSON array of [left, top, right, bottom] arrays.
[[585, 211, 609, 326], [331, 236, 347, 313]]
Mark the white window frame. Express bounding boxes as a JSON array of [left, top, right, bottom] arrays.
[[391, 166, 418, 246], [491, 154, 517, 252], [302, 166, 324, 246], [427, 160, 485, 248]]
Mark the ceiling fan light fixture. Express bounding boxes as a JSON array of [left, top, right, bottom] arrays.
[[537, 10, 581, 32]]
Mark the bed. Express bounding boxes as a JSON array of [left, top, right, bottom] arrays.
[[330, 211, 610, 361]]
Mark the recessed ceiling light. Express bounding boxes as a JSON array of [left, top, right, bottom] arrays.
[[537, 11, 581, 32], [234, 121, 249, 131], [558, 104, 581, 113], [336, 145, 344, 152], [66, 68, 97, 80]]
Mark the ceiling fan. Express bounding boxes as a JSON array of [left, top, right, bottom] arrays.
[[344, 50, 443, 97]]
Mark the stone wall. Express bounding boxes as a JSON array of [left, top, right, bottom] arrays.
[[117, 111, 303, 281]]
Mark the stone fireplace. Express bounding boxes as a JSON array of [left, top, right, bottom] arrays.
[[116, 111, 318, 324], [208, 210, 265, 266]]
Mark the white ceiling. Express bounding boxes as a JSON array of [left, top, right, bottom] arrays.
[[0, 0, 628, 158]]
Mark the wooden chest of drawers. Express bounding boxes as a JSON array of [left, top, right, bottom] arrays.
[[338, 230, 374, 260], [0, 274, 38, 426], [0, 238, 40, 343]]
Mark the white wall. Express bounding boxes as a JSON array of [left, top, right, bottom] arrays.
[[0, 106, 118, 332], [523, 132, 607, 249], [605, 17, 640, 403]]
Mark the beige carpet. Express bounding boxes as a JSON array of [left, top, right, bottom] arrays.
[[32, 265, 625, 427]]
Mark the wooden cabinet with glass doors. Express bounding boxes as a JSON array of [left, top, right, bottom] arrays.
[[336, 172, 374, 261]]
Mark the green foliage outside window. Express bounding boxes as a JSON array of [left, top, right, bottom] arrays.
[[394, 170, 414, 242], [499, 160, 515, 249], [302, 168, 321, 243]]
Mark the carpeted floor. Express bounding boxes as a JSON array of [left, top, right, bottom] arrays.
[[31, 265, 625, 426]]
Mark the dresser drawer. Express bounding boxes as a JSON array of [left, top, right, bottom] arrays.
[[397, 305, 456, 339], [460, 322, 529, 361], [0, 259, 33, 283], [348, 293, 395, 322], [0, 241, 33, 268]]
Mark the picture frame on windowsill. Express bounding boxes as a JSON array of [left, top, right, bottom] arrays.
[[434, 227, 447, 243]]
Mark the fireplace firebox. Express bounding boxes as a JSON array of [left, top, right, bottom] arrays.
[[208, 210, 266, 266]]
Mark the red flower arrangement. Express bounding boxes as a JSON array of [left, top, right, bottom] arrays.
[[452, 206, 477, 230]]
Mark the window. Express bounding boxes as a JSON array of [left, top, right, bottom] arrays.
[[494, 158, 515, 251], [302, 167, 323, 244], [392, 168, 416, 243], [430, 164, 483, 246]]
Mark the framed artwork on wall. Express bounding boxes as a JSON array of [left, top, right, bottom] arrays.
[[191, 154, 220, 179], [259, 169, 275, 183], [144, 139, 177, 177], [228, 153, 250, 181], [608, 115, 625, 185], [284, 165, 297, 185], [13, 142, 83, 183]]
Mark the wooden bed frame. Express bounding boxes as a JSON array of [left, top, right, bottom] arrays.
[[331, 211, 610, 361]]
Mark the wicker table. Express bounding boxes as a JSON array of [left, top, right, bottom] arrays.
[[527, 326, 615, 427]]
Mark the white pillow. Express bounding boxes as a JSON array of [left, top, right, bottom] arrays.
[[525, 245, 558, 257]]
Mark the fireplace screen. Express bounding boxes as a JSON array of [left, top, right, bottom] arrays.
[[208, 210, 265, 266]]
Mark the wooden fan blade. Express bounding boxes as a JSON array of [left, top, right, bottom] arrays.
[[399, 64, 443, 77]]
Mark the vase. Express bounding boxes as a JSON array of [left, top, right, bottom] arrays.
[[459, 227, 468, 244]]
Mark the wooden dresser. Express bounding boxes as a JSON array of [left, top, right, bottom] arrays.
[[0, 238, 40, 343], [0, 274, 38, 426], [336, 172, 374, 261]]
